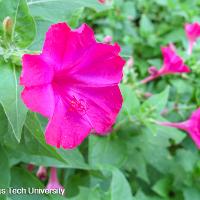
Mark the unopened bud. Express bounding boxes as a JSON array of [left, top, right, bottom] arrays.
[[98, 0, 106, 4], [37, 166, 47, 181], [3, 16, 13, 34], [103, 35, 112, 44], [148, 66, 159, 76]]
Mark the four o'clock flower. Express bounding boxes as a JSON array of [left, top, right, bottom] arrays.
[[37, 166, 47, 181], [156, 108, 200, 149], [141, 44, 190, 84], [98, 0, 106, 3], [46, 167, 64, 191], [20, 23, 125, 149], [185, 22, 200, 55]]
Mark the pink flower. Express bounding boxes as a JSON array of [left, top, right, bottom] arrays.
[[156, 108, 200, 149], [103, 35, 112, 44], [37, 166, 47, 181], [141, 44, 190, 84], [46, 167, 64, 191], [20, 23, 125, 149], [185, 22, 200, 55], [98, 0, 106, 3]]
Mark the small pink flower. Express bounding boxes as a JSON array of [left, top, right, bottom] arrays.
[[98, 0, 106, 3], [37, 166, 47, 181], [185, 22, 200, 55], [103, 35, 112, 44], [141, 44, 190, 84], [20, 23, 125, 149], [156, 108, 200, 149], [46, 167, 64, 192]]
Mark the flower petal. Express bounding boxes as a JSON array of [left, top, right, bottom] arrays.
[[42, 23, 95, 70], [64, 85, 123, 133], [42, 22, 71, 66], [67, 43, 125, 86], [20, 54, 54, 87], [45, 100, 91, 149], [21, 85, 55, 117], [160, 46, 190, 74]]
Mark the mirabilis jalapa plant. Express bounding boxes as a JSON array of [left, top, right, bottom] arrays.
[[20, 23, 125, 149], [141, 44, 190, 84], [19, 19, 200, 151]]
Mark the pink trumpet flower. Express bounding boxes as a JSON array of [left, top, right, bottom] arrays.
[[37, 166, 47, 181], [141, 44, 190, 84], [156, 108, 200, 149], [20, 23, 125, 149], [185, 22, 200, 55], [46, 167, 64, 191]]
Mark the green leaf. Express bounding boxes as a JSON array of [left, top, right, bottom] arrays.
[[141, 86, 170, 114], [69, 187, 102, 200], [0, 0, 36, 48], [184, 188, 200, 200], [89, 135, 127, 169], [0, 104, 8, 139], [0, 62, 27, 142], [13, 0, 36, 48], [140, 14, 154, 37], [28, 0, 110, 22], [9, 167, 49, 200], [111, 169, 133, 200], [0, 145, 10, 200], [152, 177, 172, 198], [119, 84, 140, 117]]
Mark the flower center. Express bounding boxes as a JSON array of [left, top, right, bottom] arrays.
[[69, 96, 88, 115]]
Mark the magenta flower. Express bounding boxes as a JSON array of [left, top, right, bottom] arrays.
[[37, 166, 47, 181], [98, 0, 105, 3], [185, 22, 200, 55], [141, 44, 190, 84], [20, 23, 125, 149], [46, 167, 64, 191], [156, 108, 200, 149]]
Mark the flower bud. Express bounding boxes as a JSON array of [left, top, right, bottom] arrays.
[[103, 35, 112, 44], [3, 16, 13, 34], [36, 166, 47, 181]]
